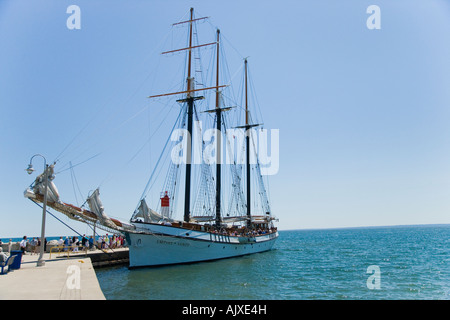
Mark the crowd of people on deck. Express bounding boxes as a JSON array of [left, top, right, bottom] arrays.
[[98, 234, 125, 249], [208, 225, 277, 237]]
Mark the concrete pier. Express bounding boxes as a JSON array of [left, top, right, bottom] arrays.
[[0, 248, 129, 300]]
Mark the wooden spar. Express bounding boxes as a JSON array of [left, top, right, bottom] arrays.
[[161, 42, 216, 55], [187, 7, 194, 98], [148, 85, 227, 99], [172, 16, 208, 26], [245, 58, 248, 125], [150, 8, 225, 101], [215, 30, 220, 109]]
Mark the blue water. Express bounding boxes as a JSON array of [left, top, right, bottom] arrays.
[[95, 225, 450, 300]]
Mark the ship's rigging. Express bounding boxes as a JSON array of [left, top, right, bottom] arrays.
[[25, 7, 277, 239]]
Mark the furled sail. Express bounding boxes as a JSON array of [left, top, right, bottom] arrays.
[[86, 188, 117, 229], [133, 198, 175, 224], [134, 199, 159, 223], [28, 164, 60, 202]]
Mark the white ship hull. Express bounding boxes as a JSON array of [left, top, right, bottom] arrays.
[[126, 222, 278, 268]]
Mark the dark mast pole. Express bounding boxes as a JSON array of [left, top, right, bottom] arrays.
[[245, 58, 252, 228], [204, 29, 231, 226], [184, 7, 194, 223], [148, 9, 219, 223], [215, 29, 222, 227]]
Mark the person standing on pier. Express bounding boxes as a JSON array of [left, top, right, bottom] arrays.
[[20, 236, 27, 254]]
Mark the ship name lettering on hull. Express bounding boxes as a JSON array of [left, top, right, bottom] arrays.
[[157, 239, 190, 247]]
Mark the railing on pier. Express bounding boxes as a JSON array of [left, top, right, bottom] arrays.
[[49, 245, 88, 259]]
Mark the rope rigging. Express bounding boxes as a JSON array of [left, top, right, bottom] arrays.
[[31, 10, 275, 231]]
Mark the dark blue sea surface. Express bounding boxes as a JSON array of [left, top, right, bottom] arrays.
[[95, 225, 450, 300]]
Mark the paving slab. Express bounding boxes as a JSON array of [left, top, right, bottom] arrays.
[[0, 252, 106, 300]]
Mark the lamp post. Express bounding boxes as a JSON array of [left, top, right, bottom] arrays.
[[26, 154, 48, 267]]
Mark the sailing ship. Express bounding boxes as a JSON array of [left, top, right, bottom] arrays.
[[24, 8, 278, 268]]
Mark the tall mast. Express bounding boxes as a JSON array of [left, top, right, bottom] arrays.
[[205, 29, 231, 226], [215, 30, 220, 109], [215, 29, 222, 227], [245, 59, 248, 126], [184, 7, 194, 223], [245, 58, 251, 228], [236, 58, 259, 228], [187, 8, 194, 97], [148, 8, 228, 223]]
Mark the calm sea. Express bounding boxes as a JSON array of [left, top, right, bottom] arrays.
[[95, 224, 449, 300]]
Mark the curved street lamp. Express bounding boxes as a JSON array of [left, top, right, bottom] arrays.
[[26, 154, 49, 267]]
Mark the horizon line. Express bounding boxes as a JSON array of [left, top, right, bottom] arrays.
[[278, 222, 450, 232]]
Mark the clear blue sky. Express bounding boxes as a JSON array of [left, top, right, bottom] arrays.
[[1, 0, 450, 238]]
